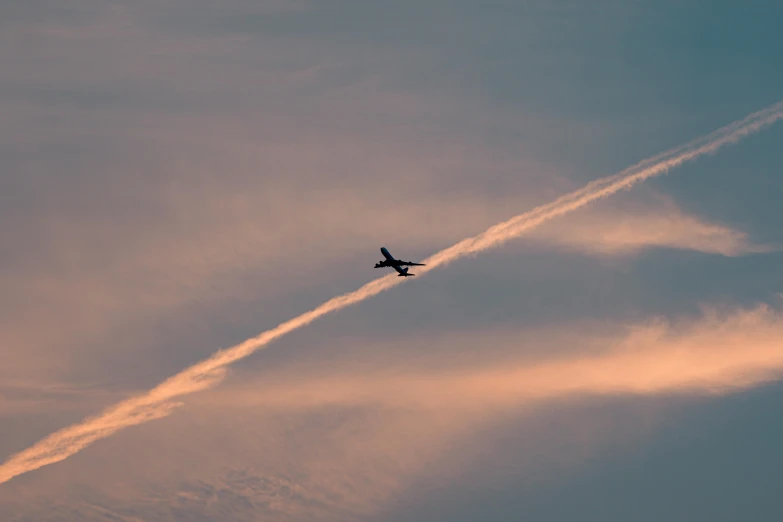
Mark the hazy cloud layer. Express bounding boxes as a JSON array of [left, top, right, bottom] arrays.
[[3, 98, 779, 486], [2, 0, 783, 520], [3, 302, 783, 521]]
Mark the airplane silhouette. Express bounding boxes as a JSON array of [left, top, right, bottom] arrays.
[[374, 247, 425, 277]]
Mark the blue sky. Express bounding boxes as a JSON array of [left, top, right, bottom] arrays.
[[1, 1, 782, 520]]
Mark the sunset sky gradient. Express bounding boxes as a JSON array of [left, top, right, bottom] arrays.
[[2, 1, 783, 520]]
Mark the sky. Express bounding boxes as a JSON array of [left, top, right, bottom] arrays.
[[1, 0, 783, 520]]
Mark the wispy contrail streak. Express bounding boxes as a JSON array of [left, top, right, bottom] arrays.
[[1, 101, 782, 484]]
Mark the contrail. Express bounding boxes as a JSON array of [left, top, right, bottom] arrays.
[[1, 101, 782, 485]]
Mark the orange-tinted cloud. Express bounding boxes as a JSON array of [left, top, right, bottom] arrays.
[[5, 302, 782, 521], [212, 303, 783, 411], [529, 197, 777, 257]]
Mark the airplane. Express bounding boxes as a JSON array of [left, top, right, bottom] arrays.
[[374, 247, 425, 277]]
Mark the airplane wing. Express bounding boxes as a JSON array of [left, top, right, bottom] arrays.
[[376, 247, 425, 271]]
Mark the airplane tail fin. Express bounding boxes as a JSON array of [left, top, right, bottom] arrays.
[[398, 267, 414, 277]]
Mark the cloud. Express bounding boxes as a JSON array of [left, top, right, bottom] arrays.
[[4, 302, 783, 521], [1, 99, 781, 485], [210, 303, 783, 411], [131, 302, 783, 517], [1, 2, 782, 520], [529, 196, 777, 257], [0, 138, 551, 399], [0, 0, 557, 386]]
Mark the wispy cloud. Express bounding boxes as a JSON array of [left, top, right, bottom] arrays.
[[6, 302, 783, 521], [529, 196, 777, 257], [0, 100, 781, 485], [207, 303, 783, 412]]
